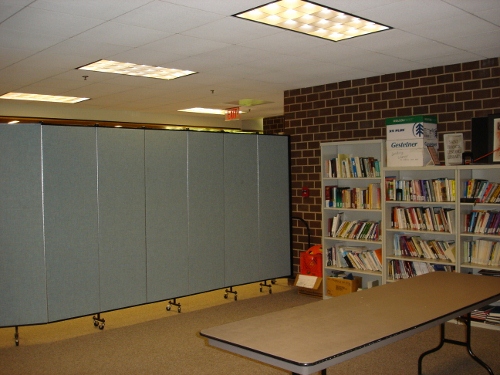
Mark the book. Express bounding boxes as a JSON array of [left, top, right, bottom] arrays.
[[325, 185, 336, 208], [330, 212, 344, 237]]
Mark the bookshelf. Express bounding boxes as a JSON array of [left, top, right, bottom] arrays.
[[321, 140, 385, 296], [382, 164, 500, 330], [383, 166, 458, 282], [320, 142, 500, 327], [457, 165, 500, 276]]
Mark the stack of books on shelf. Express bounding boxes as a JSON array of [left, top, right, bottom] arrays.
[[485, 307, 500, 326], [385, 177, 455, 202], [329, 217, 381, 241], [463, 210, 500, 234], [388, 260, 454, 280], [392, 234, 456, 261], [471, 305, 500, 326], [390, 206, 455, 233], [325, 154, 380, 178], [326, 245, 382, 272], [324, 184, 381, 209], [462, 239, 500, 266], [475, 270, 500, 326], [463, 179, 500, 203]]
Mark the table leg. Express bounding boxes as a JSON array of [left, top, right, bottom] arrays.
[[418, 314, 493, 375]]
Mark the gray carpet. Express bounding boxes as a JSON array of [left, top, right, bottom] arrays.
[[0, 289, 498, 374]]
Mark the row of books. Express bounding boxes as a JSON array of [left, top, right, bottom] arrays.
[[463, 239, 500, 266], [387, 260, 455, 280], [385, 177, 455, 202], [471, 305, 500, 326], [392, 234, 456, 261], [328, 214, 381, 241], [463, 179, 500, 203], [324, 184, 381, 209], [390, 206, 455, 233], [463, 210, 500, 235], [325, 154, 380, 179], [326, 245, 382, 272]]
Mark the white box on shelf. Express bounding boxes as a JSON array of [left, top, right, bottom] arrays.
[[386, 139, 438, 167]]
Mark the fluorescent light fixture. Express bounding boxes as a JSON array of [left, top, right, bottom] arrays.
[[78, 59, 197, 80], [0, 92, 89, 103], [179, 108, 245, 115], [8, 120, 20, 124], [234, 0, 391, 42]]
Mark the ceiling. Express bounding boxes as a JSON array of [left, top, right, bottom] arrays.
[[0, 0, 499, 130]]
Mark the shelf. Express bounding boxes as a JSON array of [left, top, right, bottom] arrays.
[[386, 201, 456, 205], [324, 237, 382, 243], [324, 265, 382, 277], [386, 228, 455, 235], [387, 255, 455, 266], [324, 207, 382, 212]]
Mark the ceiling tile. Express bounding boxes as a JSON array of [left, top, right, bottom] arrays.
[[113, 1, 224, 33], [29, 0, 153, 20], [0, 7, 103, 38], [73, 21, 172, 48], [142, 34, 230, 58], [182, 16, 282, 44]]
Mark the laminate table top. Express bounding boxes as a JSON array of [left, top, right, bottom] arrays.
[[201, 272, 500, 374]]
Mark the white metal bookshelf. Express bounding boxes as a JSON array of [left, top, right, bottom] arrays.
[[321, 140, 386, 296]]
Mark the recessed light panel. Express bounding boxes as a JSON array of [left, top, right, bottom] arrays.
[[78, 59, 197, 80], [234, 0, 390, 42], [179, 108, 245, 115], [0, 92, 89, 103]]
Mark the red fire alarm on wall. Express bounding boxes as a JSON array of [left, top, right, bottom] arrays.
[[301, 186, 309, 198]]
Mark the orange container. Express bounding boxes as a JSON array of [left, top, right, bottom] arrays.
[[300, 245, 323, 277]]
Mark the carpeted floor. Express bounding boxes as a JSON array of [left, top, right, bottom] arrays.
[[0, 281, 498, 374]]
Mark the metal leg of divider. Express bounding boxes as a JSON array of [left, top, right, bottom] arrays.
[[92, 313, 105, 330], [224, 286, 237, 301], [259, 280, 273, 294], [166, 298, 181, 313]]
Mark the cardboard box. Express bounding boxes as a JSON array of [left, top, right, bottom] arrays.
[[386, 115, 438, 141], [294, 274, 323, 297], [326, 276, 362, 297], [386, 115, 438, 167]]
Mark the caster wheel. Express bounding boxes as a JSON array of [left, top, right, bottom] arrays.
[[269, 289, 272, 294], [234, 295, 238, 301], [99, 324, 104, 330], [94, 320, 99, 327], [271, 280, 276, 284], [166, 305, 171, 311], [177, 307, 181, 313], [260, 287, 263, 292], [224, 293, 228, 299]]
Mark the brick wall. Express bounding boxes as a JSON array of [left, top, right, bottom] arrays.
[[263, 57, 500, 275]]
